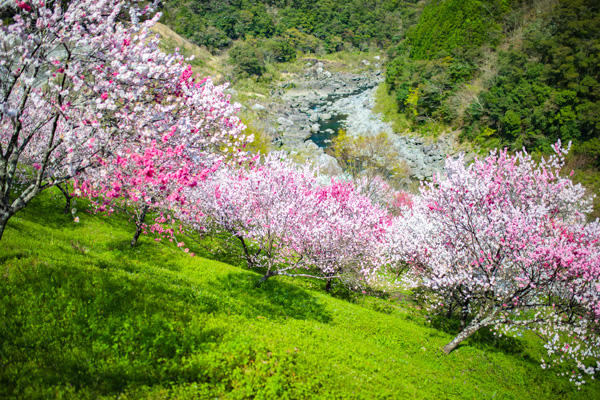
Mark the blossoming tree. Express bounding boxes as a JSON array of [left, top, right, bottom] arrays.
[[0, 0, 250, 241], [189, 153, 390, 286], [388, 143, 600, 383], [77, 67, 249, 246], [292, 179, 390, 290]]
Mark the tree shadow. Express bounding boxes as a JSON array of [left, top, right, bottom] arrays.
[[10, 191, 76, 229], [186, 232, 247, 268], [209, 272, 332, 323]]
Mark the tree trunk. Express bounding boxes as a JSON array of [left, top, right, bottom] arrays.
[[256, 270, 277, 287], [0, 211, 10, 241], [237, 235, 255, 268], [460, 304, 470, 329], [443, 315, 491, 354], [130, 205, 149, 247], [56, 184, 71, 214], [325, 278, 333, 292]]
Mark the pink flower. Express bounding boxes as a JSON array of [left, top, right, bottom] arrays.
[[100, 92, 108, 101], [16, 1, 31, 12]]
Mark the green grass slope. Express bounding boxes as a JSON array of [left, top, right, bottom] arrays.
[[1, 191, 599, 399]]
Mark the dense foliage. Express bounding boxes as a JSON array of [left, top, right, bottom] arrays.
[[385, 0, 600, 165], [406, 0, 510, 60], [464, 0, 600, 160], [161, 0, 419, 53], [385, 0, 516, 125]]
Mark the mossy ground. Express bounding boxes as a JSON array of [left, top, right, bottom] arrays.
[[1, 190, 599, 399]]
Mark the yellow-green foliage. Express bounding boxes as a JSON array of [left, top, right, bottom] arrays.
[[152, 23, 226, 80], [329, 130, 410, 183], [239, 116, 273, 156]]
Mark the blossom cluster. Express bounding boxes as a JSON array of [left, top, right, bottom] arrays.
[[0, 0, 250, 241]]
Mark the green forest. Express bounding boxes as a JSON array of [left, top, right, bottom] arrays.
[[385, 0, 600, 160], [162, 0, 418, 53]]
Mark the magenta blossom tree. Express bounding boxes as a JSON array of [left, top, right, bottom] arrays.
[[388, 142, 600, 384], [0, 0, 250, 240]]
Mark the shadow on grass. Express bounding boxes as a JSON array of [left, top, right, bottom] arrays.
[[0, 232, 332, 398], [185, 232, 247, 268], [209, 272, 332, 323]]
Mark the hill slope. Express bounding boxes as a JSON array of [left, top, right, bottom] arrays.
[[1, 192, 599, 399]]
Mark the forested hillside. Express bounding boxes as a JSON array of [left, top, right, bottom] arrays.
[[162, 0, 419, 53], [162, 1, 600, 160], [385, 0, 600, 160]]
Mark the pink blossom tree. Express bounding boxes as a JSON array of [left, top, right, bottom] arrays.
[[388, 143, 600, 383], [0, 0, 250, 241], [187, 153, 319, 281], [292, 179, 391, 290], [77, 68, 249, 246], [188, 153, 390, 287]]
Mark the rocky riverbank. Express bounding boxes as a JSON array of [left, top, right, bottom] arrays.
[[249, 58, 455, 181]]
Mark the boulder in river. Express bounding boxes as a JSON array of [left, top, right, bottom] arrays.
[[310, 124, 320, 133]]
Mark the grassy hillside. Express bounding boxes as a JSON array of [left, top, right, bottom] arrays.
[[1, 191, 599, 399]]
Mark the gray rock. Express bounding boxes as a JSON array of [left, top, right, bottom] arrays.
[[320, 113, 332, 121], [251, 104, 266, 112], [309, 113, 319, 122], [305, 140, 319, 151], [317, 153, 343, 176], [277, 117, 293, 126], [310, 124, 320, 133]]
